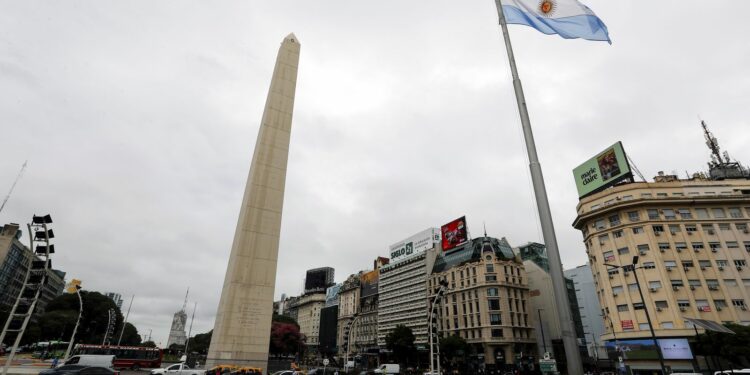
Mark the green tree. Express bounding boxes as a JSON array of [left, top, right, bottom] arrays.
[[439, 334, 468, 364], [272, 313, 299, 328], [187, 330, 212, 354], [142, 341, 157, 348], [694, 323, 750, 368], [119, 323, 142, 346], [385, 325, 416, 366]]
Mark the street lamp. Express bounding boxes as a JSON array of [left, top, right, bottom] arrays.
[[604, 255, 667, 375], [63, 283, 83, 360], [344, 313, 360, 374]]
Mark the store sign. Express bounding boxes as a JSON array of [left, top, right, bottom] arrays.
[[658, 338, 694, 360], [621, 320, 634, 330], [441, 216, 468, 251], [572, 141, 633, 198], [389, 228, 440, 261]]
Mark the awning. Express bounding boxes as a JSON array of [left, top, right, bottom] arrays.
[[683, 317, 735, 334]]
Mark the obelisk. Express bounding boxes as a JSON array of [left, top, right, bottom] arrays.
[[206, 33, 300, 370]]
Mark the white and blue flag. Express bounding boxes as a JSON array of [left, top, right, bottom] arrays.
[[500, 0, 611, 43]]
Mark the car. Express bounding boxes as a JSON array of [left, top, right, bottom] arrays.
[[151, 363, 203, 375], [714, 370, 750, 375], [40, 365, 119, 375], [60, 356, 116, 369]]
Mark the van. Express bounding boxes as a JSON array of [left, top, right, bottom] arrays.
[[60, 355, 115, 369], [373, 364, 399, 374]]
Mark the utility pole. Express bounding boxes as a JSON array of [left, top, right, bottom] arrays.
[[117, 295, 135, 345]]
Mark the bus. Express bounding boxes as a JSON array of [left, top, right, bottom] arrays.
[[73, 344, 163, 370]]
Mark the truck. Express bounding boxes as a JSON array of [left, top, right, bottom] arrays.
[[373, 364, 400, 374]]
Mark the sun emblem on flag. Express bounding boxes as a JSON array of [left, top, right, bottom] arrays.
[[539, 0, 556, 16]]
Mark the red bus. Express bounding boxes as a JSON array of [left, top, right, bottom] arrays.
[[74, 344, 163, 370]]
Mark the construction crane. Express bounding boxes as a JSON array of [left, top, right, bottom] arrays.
[[0, 161, 27, 214]]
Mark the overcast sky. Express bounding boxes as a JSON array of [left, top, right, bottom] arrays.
[[1, 1, 748, 346]]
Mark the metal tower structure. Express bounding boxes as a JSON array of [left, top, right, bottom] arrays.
[[0, 214, 55, 375], [0, 161, 27, 214]]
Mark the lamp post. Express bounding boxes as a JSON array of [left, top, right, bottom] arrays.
[[63, 284, 83, 360], [344, 314, 360, 374], [604, 256, 667, 375]]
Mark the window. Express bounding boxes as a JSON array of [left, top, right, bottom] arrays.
[[699, 260, 712, 268], [612, 286, 623, 295], [727, 241, 739, 249], [706, 279, 719, 288], [744, 279, 750, 287], [709, 242, 721, 251], [664, 260, 677, 269], [613, 230, 624, 238], [617, 247, 630, 255], [643, 262, 656, 269], [632, 227, 645, 234], [688, 279, 701, 287], [713, 208, 726, 218], [702, 223, 715, 233], [745, 242, 750, 251], [673, 192, 684, 197], [661, 322, 674, 328], [488, 299, 500, 310], [609, 214, 621, 226], [607, 268, 619, 276], [486, 275, 497, 282], [724, 279, 738, 287], [628, 211, 640, 222], [719, 223, 731, 231], [729, 207, 744, 218], [487, 288, 499, 297], [732, 299, 747, 308], [603, 251, 615, 262], [617, 304, 629, 312], [734, 260, 747, 267], [491, 329, 503, 337], [737, 223, 748, 231], [648, 209, 659, 220], [598, 234, 609, 243], [686, 225, 698, 232], [648, 280, 662, 289], [716, 260, 728, 268], [669, 224, 681, 233], [692, 242, 705, 251], [671, 280, 684, 287], [642, 193, 653, 198], [696, 208, 709, 219], [633, 302, 645, 310], [679, 209, 693, 219], [663, 209, 676, 219], [714, 299, 728, 308], [628, 283, 638, 292], [655, 301, 668, 308], [652, 225, 665, 234], [657, 193, 668, 197], [658, 243, 670, 251], [639, 323, 650, 330], [490, 313, 502, 325], [675, 242, 687, 252], [486, 264, 495, 273], [595, 219, 606, 230], [677, 300, 691, 308], [682, 260, 694, 268]]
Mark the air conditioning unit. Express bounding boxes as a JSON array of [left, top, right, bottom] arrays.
[[667, 267, 673, 272], [609, 275, 614, 279], [613, 293, 618, 297], [655, 232, 662, 236], [623, 272, 630, 276], [673, 286, 680, 291], [719, 266, 724, 271], [708, 229, 715, 235], [688, 231, 693, 235], [712, 249, 718, 253], [660, 249, 665, 253], [656, 307, 663, 312], [690, 286, 696, 290], [677, 248, 682, 253], [684, 266, 690, 271], [709, 286, 718, 291], [650, 287, 657, 292], [680, 306, 687, 312], [694, 249, 700, 253], [600, 242, 605, 246], [738, 266, 744, 271], [670, 231, 677, 235], [716, 306, 722, 311], [742, 306, 748, 311], [744, 229, 749, 234], [701, 266, 706, 270], [640, 250, 647, 255]]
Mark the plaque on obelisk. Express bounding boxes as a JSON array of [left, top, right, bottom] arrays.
[[205, 33, 300, 370]]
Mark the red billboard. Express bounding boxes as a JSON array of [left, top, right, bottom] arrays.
[[441, 216, 468, 251], [621, 320, 634, 330]]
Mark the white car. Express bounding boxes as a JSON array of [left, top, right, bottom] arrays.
[[151, 363, 202, 375]]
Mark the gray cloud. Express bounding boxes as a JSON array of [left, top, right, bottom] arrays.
[[1, 1, 748, 346]]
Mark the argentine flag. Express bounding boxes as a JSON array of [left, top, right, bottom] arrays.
[[499, 0, 611, 43]]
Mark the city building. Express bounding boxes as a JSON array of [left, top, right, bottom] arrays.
[[429, 235, 535, 372], [378, 228, 441, 348], [105, 292, 124, 310], [518, 242, 587, 366], [356, 267, 383, 367], [167, 308, 188, 347], [564, 264, 608, 362], [0, 223, 65, 319], [305, 267, 335, 294], [282, 295, 302, 323], [296, 292, 327, 353], [572, 126, 750, 373], [319, 284, 341, 357], [337, 273, 360, 356]]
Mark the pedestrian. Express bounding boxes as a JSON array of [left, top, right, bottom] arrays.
[[51, 357, 59, 368]]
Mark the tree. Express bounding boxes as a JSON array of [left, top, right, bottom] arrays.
[[119, 323, 141, 346], [142, 341, 157, 348], [694, 323, 750, 368], [385, 325, 415, 366], [439, 334, 468, 364], [188, 330, 212, 354], [269, 322, 302, 356], [272, 313, 299, 328]]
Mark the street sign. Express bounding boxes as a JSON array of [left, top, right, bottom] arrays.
[[323, 359, 329, 366], [539, 359, 557, 373]]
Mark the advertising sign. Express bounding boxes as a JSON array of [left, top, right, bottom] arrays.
[[572, 141, 633, 198], [605, 339, 659, 360], [360, 270, 379, 298], [389, 228, 440, 262], [325, 283, 342, 307], [658, 338, 693, 360], [621, 320, 634, 330], [441, 216, 468, 251]]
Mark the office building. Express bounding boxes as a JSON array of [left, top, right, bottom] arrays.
[[572, 125, 750, 373], [337, 273, 360, 356], [429, 235, 535, 371], [296, 292, 327, 352], [356, 267, 382, 366], [564, 264, 608, 362], [319, 284, 341, 356]]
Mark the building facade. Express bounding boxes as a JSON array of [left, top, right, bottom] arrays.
[[356, 268, 380, 364], [337, 274, 360, 356], [429, 236, 535, 371], [378, 248, 439, 347], [564, 264, 608, 361], [296, 292, 326, 351], [573, 174, 750, 372]]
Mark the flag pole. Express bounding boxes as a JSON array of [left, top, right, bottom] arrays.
[[493, 1, 584, 374]]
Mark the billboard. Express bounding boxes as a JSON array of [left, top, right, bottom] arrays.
[[572, 141, 633, 198], [605, 339, 659, 360], [325, 283, 342, 307], [441, 216, 468, 251], [305, 267, 334, 293], [360, 270, 379, 297], [389, 228, 440, 262], [658, 338, 693, 360]]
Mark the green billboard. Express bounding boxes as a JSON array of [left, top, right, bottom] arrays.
[[573, 141, 632, 198]]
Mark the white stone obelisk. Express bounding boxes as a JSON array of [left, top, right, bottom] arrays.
[[206, 33, 300, 370]]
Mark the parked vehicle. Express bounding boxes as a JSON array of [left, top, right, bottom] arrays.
[[150, 363, 203, 375], [373, 364, 400, 374], [41, 365, 118, 375], [714, 370, 750, 375], [60, 355, 116, 369], [74, 344, 163, 370]]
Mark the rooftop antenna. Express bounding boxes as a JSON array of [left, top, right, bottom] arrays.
[[0, 161, 28, 214], [701, 119, 724, 165], [483, 222, 487, 237]]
